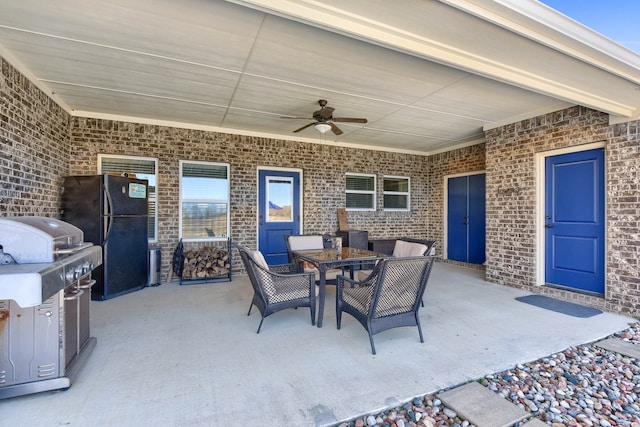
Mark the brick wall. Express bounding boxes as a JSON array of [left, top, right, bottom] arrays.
[[609, 121, 640, 314], [68, 118, 431, 279], [485, 106, 640, 316], [6, 53, 639, 317], [0, 58, 70, 216]]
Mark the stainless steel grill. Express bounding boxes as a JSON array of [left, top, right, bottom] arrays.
[[0, 216, 102, 399]]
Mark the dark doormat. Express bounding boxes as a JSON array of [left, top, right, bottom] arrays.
[[515, 295, 602, 318]]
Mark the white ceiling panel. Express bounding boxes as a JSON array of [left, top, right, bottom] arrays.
[[413, 75, 564, 121], [344, 127, 453, 152], [246, 15, 470, 104], [0, 0, 264, 71], [372, 108, 482, 141], [49, 84, 228, 126], [1, 0, 639, 153], [0, 32, 241, 107], [229, 75, 398, 121]]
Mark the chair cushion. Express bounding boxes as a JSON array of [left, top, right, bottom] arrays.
[[359, 241, 428, 286], [392, 240, 428, 257], [357, 269, 372, 282], [247, 249, 270, 270], [245, 249, 278, 297], [287, 235, 324, 251], [287, 235, 326, 274]]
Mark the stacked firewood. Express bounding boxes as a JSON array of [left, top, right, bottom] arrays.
[[181, 246, 230, 279]]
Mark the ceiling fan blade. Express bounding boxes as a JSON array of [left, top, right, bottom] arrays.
[[293, 122, 316, 133], [332, 117, 368, 123], [318, 106, 334, 120], [329, 122, 343, 135], [280, 116, 313, 120]]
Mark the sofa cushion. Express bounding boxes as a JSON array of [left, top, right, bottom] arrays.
[[358, 239, 430, 282]]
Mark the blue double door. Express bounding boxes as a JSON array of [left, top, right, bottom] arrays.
[[545, 148, 605, 294], [447, 173, 486, 264]]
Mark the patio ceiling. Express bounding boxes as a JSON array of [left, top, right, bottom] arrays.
[[1, 0, 640, 154]]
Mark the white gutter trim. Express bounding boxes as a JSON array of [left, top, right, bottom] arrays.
[[441, 0, 640, 84]]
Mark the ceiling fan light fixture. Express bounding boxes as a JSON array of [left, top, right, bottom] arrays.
[[314, 123, 332, 134]]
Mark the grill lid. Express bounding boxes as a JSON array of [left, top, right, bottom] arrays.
[[0, 217, 86, 263]]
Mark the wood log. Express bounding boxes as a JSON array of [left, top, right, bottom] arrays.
[[181, 245, 231, 279]]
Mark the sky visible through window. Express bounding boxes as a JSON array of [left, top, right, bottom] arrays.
[[268, 179, 292, 209]]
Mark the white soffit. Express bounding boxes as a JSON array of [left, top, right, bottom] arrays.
[[2, 0, 640, 153], [229, 0, 640, 119]]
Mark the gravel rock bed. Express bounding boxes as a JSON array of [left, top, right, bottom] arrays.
[[334, 323, 640, 427]]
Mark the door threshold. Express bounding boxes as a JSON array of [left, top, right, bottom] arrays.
[[543, 283, 604, 299]]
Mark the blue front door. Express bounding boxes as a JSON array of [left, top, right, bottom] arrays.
[[258, 169, 301, 265], [545, 148, 605, 294], [447, 173, 486, 264]]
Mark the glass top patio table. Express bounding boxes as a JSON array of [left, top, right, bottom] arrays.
[[293, 247, 385, 327]]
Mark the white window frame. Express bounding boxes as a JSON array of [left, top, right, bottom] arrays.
[[345, 172, 376, 211], [98, 154, 158, 242], [179, 160, 230, 242], [383, 175, 411, 211]]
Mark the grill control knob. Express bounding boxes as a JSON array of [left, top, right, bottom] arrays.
[[66, 268, 80, 282], [66, 270, 75, 282]]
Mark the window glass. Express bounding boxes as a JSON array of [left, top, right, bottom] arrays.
[[266, 177, 293, 222], [99, 154, 158, 241], [346, 173, 376, 211], [180, 161, 230, 241], [383, 176, 410, 211]]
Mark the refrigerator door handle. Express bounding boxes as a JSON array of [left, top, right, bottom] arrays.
[[104, 183, 114, 244]]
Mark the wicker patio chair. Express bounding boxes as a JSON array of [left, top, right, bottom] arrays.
[[336, 255, 436, 354], [237, 245, 316, 333], [284, 234, 341, 283]]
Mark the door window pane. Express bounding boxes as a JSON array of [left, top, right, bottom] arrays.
[[266, 177, 293, 222]]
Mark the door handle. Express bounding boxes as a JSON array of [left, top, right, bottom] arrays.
[[545, 224, 553, 228]]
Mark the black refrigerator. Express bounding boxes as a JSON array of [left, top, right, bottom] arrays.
[[61, 174, 149, 300]]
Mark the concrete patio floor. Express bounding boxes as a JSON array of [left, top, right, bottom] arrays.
[[1, 262, 635, 426]]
